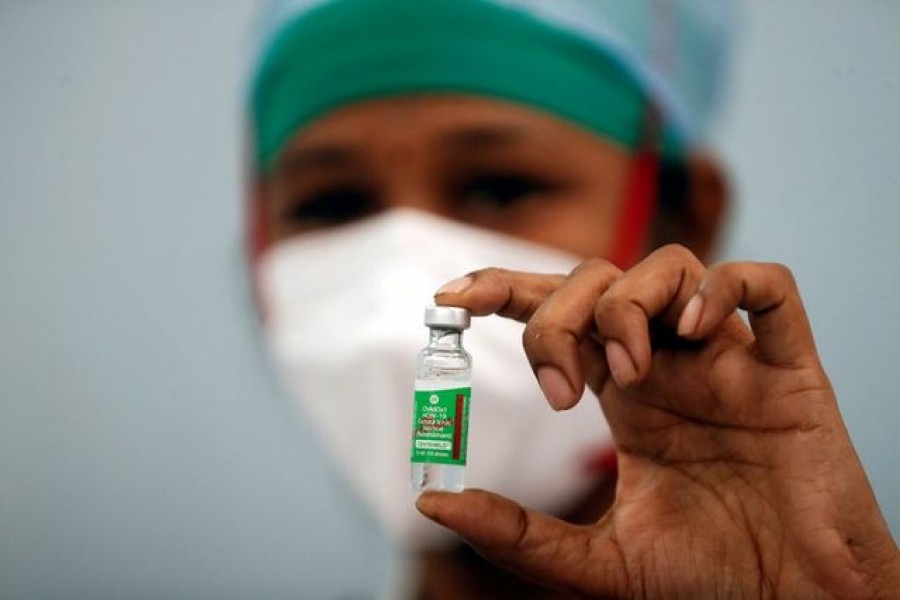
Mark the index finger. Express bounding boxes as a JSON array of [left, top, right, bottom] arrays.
[[433, 268, 567, 322]]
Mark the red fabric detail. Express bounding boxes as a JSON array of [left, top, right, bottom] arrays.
[[607, 148, 660, 269], [584, 447, 618, 475]]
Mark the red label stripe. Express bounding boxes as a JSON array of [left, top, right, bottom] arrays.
[[452, 393, 465, 461]]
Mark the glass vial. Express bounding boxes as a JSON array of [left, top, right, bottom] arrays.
[[410, 306, 472, 492]]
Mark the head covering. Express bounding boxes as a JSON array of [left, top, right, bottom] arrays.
[[248, 0, 733, 169]]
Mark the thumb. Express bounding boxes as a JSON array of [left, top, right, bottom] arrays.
[[416, 489, 627, 597]]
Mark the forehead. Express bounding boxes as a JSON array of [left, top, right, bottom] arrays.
[[276, 94, 623, 164]]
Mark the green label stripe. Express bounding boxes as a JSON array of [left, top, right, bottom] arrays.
[[410, 387, 471, 466]]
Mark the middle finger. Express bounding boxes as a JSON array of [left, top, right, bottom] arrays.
[[522, 259, 623, 410], [593, 244, 707, 386]]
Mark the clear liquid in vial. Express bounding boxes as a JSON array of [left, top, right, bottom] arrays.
[[411, 326, 471, 492]]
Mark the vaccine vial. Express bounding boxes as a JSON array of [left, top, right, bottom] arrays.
[[410, 306, 472, 492]]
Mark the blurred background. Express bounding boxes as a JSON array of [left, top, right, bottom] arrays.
[[0, 1, 897, 598]]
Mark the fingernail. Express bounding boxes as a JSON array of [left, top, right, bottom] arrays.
[[605, 341, 637, 388], [435, 276, 472, 296], [677, 294, 704, 337], [537, 366, 575, 410]]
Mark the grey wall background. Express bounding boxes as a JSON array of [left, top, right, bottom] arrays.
[[714, 1, 899, 533], [0, 2, 397, 599], [0, 0, 896, 597]]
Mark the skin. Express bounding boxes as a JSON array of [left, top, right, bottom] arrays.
[[260, 95, 634, 258], [259, 95, 644, 598], [258, 94, 899, 597], [419, 250, 900, 599]]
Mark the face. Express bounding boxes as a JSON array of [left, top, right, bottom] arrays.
[[259, 95, 634, 259]]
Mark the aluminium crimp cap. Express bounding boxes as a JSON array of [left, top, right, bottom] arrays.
[[424, 306, 471, 330]]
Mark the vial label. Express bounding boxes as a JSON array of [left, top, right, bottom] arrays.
[[410, 387, 471, 465]]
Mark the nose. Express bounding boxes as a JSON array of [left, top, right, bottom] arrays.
[[377, 154, 451, 219], [381, 186, 450, 218]]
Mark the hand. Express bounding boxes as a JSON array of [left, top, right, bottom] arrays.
[[416, 245, 900, 599]]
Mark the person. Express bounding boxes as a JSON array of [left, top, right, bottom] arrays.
[[243, 0, 899, 597], [418, 258, 900, 598]]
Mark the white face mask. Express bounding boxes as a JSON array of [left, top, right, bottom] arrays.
[[257, 209, 612, 548]]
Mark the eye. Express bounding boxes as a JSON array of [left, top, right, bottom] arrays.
[[456, 173, 552, 211], [281, 187, 377, 228]]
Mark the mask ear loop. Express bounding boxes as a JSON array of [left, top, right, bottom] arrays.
[[607, 103, 662, 270]]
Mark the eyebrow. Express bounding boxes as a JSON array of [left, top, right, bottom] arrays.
[[273, 123, 537, 177], [440, 124, 533, 151], [274, 143, 360, 178]]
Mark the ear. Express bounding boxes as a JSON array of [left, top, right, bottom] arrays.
[[652, 152, 729, 263], [246, 177, 273, 263], [686, 153, 729, 261], [244, 177, 272, 319]]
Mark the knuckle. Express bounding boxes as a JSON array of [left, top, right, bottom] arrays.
[[592, 294, 637, 328], [469, 266, 508, 282], [521, 320, 569, 360], [570, 257, 620, 279], [706, 261, 739, 283], [592, 298, 613, 324], [522, 321, 555, 348], [521, 326, 542, 359], [653, 243, 697, 264], [765, 262, 797, 289]]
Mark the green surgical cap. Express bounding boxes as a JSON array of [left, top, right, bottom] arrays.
[[249, 0, 733, 171]]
